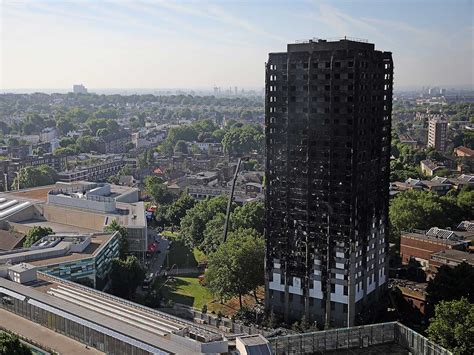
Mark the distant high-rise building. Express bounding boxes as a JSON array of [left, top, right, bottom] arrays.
[[427, 116, 447, 151], [73, 84, 88, 94], [265, 38, 393, 327]]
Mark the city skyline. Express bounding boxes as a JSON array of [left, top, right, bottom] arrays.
[[1, 0, 473, 90]]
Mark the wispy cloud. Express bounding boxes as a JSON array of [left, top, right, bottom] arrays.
[[153, 0, 289, 43]]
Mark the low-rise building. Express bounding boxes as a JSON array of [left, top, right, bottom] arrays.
[[429, 249, 474, 273], [58, 157, 126, 183], [0, 182, 147, 253], [455, 146, 474, 159], [0, 232, 119, 287], [98, 131, 131, 154], [420, 159, 444, 176], [400, 228, 468, 270]]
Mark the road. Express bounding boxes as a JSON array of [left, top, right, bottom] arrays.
[[149, 236, 170, 275]]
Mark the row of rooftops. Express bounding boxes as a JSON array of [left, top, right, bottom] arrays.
[[402, 223, 474, 244], [391, 174, 474, 194]]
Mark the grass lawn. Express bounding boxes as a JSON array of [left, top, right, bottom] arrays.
[[155, 274, 264, 316], [193, 248, 208, 264], [158, 275, 213, 310]]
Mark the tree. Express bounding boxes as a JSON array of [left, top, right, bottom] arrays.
[[12, 165, 58, 190], [389, 190, 460, 242], [222, 124, 264, 156], [59, 136, 76, 148], [427, 262, 474, 304], [231, 201, 264, 234], [0, 332, 32, 355], [457, 188, 474, 220], [163, 125, 198, 154], [56, 117, 75, 135], [174, 140, 189, 154], [104, 219, 129, 259], [164, 193, 196, 227], [144, 176, 173, 205], [427, 298, 474, 355], [53, 146, 76, 156], [66, 107, 90, 123], [179, 195, 228, 249], [109, 256, 145, 299], [76, 135, 98, 153], [205, 229, 264, 308], [23, 226, 54, 248]]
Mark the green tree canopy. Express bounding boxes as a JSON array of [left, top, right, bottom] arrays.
[[13, 165, 58, 190], [76, 135, 99, 153], [144, 176, 173, 205], [164, 193, 196, 227], [231, 201, 264, 234], [0, 332, 32, 355], [205, 229, 264, 307], [23, 226, 54, 248], [427, 298, 474, 355], [174, 140, 189, 154], [104, 219, 129, 259], [179, 195, 228, 249], [427, 262, 474, 304], [222, 124, 264, 156], [389, 190, 464, 242], [109, 256, 145, 299]]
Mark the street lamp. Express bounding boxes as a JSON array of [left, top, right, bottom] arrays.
[[14, 171, 20, 191]]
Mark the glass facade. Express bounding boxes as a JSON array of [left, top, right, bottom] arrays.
[[37, 233, 120, 287]]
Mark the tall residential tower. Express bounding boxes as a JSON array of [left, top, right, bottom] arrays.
[[264, 38, 393, 327], [427, 116, 447, 152]]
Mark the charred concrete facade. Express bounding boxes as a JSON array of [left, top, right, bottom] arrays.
[[264, 39, 393, 327]]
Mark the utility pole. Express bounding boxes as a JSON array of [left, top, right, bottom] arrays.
[[222, 158, 243, 243]]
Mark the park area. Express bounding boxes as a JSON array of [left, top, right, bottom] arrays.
[[155, 232, 262, 316], [155, 274, 263, 316]]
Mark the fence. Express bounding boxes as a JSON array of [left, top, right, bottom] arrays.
[[396, 322, 452, 355], [267, 322, 452, 355], [160, 303, 271, 337]]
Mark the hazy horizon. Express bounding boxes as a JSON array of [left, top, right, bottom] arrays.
[[1, 0, 473, 90]]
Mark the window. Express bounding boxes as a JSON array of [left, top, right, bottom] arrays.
[[303, 62, 308, 68], [348, 61, 354, 68], [325, 62, 330, 68]]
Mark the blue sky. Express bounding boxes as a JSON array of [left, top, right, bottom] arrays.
[[1, 0, 473, 90]]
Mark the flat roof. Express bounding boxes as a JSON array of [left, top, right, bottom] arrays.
[[0, 230, 25, 251], [29, 234, 112, 267], [401, 232, 466, 246], [16, 220, 99, 234], [6, 185, 57, 202], [0, 276, 194, 354], [431, 249, 474, 264]]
